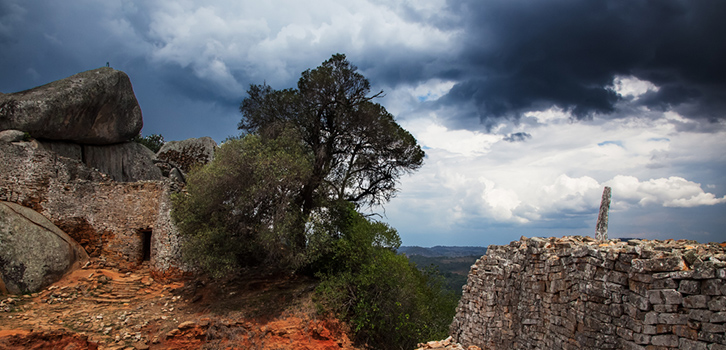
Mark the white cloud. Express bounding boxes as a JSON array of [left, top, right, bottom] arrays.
[[383, 106, 726, 244], [607, 175, 726, 208], [610, 75, 659, 99], [412, 122, 501, 157]]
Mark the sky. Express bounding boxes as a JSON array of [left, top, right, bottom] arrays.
[[1, 0, 725, 247]]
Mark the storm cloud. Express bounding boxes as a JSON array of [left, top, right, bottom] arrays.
[[433, 0, 726, 127]]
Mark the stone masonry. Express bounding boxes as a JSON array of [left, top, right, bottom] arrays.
[[0, 140, 185, 275], [450, 236, 726, 350]]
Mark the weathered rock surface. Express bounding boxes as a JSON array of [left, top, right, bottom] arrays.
[[156, 137, 216, 173], [451, 236, 726, 350], [0, 67, 142, 145], [0, 130, 25, 142], [38, 140, 162, 182], [82, 142, 162, 182], [0, 201, 89, 294]]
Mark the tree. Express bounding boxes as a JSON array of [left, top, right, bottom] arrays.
[[132, 133, 165, 153], [239, 54, 425, 249]]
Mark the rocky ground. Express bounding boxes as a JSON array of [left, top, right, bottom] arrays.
[[0, 259, 359, 350]]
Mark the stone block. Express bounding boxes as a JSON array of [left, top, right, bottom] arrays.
[[698, 331, 723, 344], [654, 304, 679, 313], [689, 310, 713, 322], [680, 280, 702, 294], [679, 338, 708, 350], [652, 278, 679, 289], [701, 280, 722, 296], [662, 289, 683, 305], [673, 325, 698, 340], [651, 334, 678, 347], [633, 332, 651, 344], [710, 311, 726, 323], [684, 295, 711, 309], [700, 323, 724, 333], [708, 296, 726, 311], [632, 257, 687, 273], [649, 290, 664, 305], [645, 311, 659, 324]]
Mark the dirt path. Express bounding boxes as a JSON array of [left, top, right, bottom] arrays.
[[0, 261, 358, 350]]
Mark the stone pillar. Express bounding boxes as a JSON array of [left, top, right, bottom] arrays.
[[595, 186, 611, 241]]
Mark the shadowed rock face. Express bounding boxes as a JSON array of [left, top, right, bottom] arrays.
[[82, 142, 162, 182], [0, 67, 142, 145], [0, 201, 89, 294], [156, 137, 217, 173]]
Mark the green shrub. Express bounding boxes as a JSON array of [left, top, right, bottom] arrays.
[[314, 205, 458, 349], [171, 132, 313, 277]]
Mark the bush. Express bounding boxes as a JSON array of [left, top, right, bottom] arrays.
[[313, 205, 458, 350], [171, 131, 313, 277]]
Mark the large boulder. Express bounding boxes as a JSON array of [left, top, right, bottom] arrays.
[[0, 67, 143, 145], [156, 136, 217, 173], [0, 201, 89, 294]]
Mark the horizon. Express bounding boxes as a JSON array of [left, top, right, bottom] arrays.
[[1, 0, 724, 247]]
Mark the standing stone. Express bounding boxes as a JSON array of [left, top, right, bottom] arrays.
[[0, 67, 143, 145], [596, 186, 611, 241], [0, 201, 89, 294]]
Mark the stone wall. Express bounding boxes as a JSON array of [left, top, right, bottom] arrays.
[[0, 140, 185, 275], [450, 236, 726, 350]]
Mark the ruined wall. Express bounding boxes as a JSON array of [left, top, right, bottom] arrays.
[[451, 236, 726, 350], [0, 140, 185, 274]]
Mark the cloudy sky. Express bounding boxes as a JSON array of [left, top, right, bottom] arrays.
[[2, 0, 725, 246]]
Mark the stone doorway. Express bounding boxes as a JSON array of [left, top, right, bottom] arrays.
[[140, 229, 152, 262]]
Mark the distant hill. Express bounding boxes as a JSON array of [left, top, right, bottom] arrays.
[[398, 246, 488, 295], [397, 246, 487, 258]]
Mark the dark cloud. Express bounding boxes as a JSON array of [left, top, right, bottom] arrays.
[[503, 132, 531, 142], [436, 0, 726, 126]]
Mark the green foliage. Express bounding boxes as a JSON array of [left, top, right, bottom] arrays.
[[171, 130, 314, 277], [132, 133, 165, 153], [314, 205, 458, 350], [171, 55, 445, 349], [239, 54, 425, 224]]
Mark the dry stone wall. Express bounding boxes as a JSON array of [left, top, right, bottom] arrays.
[[0, 140, 185, 275], [451, 236, 726, 350]]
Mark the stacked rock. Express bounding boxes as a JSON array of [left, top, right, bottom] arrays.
[[451, 236, 726, 350]]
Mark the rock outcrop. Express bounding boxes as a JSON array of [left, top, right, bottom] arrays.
[[0, 67, 142, 145], [156, 136, 216, 173], [0, 201, 89, 294], [451, 236, 726, 350]]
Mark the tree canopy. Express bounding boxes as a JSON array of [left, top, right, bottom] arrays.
[[239, 54, 425, 221]]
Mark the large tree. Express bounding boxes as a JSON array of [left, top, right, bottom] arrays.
[[239, 54, 425, 248]]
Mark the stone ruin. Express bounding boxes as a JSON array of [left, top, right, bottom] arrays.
[[0, 67, 216, 294], [451, 236, 726, 350]]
